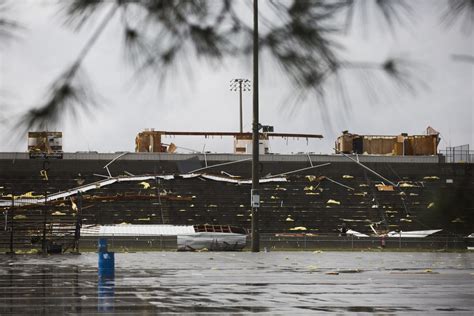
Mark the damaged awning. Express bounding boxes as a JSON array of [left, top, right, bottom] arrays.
[[199, 174, 287, 184], [0, 172, 287, 207]]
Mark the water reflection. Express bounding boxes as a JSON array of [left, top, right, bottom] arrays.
[[0, 252, 472, 314], [97, 276, 115, 312]]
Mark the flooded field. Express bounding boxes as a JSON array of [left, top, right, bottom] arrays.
[[1, 251, 473, 315]]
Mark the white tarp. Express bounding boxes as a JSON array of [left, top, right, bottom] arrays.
[[387, 229, 442, 238], [82, 224, 196, 236]]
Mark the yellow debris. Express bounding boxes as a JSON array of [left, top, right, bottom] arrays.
[[313, 250, 323, 254], [359, 184, 368, 187], [70, 198, 78, 211], [304, 186, 315, 191], [342, 175, 354, 179], [305, 192, 318, 195], [52, 211, 66, 216], [423, 176, 440, 180], [139, 181, 151, 189], [427, 202, 435, 209], [286, 217, 295, 222], [40, 169, 48, 181], [327, 199, 340, 205], [376, 184, 394, 191], [290, 226, 307, 231], [305, 175, 317, 182], [354, 192, 368, 197], [138, 217, 151, 221], [400, 218, 412, 222], [18, 191, 44, 199], [179, 209, 187, 212], [13, 215, 27, 220], [399, 182, 415, 188]]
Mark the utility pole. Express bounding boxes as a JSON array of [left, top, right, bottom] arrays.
[[251, 0, 260, 252], [230, 79, 251, 133], [8, 185, 14, 254]]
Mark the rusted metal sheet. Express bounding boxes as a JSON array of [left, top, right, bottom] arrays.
[[135, 130, 323, 153]]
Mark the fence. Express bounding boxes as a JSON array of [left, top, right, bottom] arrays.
[[74, 233, 469, 251], [256, 233, 468, 250], [440, 145, 474, 163]]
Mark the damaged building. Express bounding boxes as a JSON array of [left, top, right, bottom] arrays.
[[336, 127, 440, 156], [0, 128, 472, 252]]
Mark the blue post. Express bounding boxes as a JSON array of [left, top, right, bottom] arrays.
[[98, 238, 115, 312], [98, 238, 115, 278]]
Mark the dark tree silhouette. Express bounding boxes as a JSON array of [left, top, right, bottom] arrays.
[[0, 0, 21, 45], [10, 0, 472, 132]]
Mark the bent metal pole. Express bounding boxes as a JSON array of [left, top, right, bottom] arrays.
[[251, 0, 260, 252]]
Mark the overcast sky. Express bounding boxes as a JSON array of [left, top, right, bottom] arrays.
[[0, 0, 472, 154]]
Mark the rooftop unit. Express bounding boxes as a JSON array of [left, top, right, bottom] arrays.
[[336, 127, 440, 156], [28, 131, 63, 159]]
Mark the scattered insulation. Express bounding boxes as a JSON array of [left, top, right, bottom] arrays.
[[342, 175, 354, 179], [423, 176, 440, 180], [289, 226, 307, 231], [286, 217, 295, 222], [376, 184, 394, 191], [327, 199, 341, 205], [139, 181, 151, 189], [427, 202, 435, 209]]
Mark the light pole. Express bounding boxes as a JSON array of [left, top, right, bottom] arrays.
[[230, 79, 251, 133], [251, 0, 260, 252]]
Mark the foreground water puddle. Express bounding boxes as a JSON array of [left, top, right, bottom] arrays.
[[0, 252, 473, 314]]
